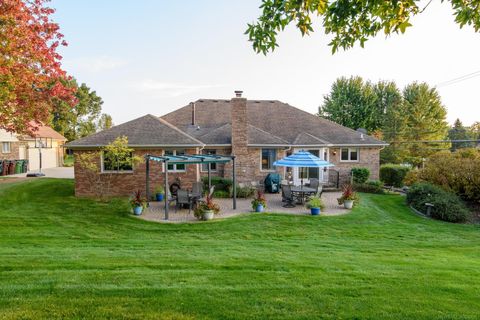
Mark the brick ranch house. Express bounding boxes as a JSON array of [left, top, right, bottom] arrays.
[[67, 92, 387, 197]]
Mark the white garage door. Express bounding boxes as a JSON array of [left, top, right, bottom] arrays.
[[28, 148, 59, 170]]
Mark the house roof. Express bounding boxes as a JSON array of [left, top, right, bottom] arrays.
[[68, 98, 386, 148], [66, 114, 204, 148], [161, 99, 386, 147], [26, 122, 67, 141]]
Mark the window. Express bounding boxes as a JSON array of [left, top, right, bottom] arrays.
[[298, 149, 320, 181], [102, 152, 133, 172], [2, 142, 11, 154], [340, 148, 359, 162], [201, 149, 217, 172], [165, 149, 186, 172], [261, 149, 276, 171]]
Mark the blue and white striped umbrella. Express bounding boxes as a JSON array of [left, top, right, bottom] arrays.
[[273, 150, 334, 168]]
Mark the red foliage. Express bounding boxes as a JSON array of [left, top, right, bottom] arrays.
[[0, 0, 76, 134]]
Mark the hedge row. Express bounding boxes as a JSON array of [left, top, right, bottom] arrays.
[[406, 183, 470, 223], [353, 180, 385, 194]]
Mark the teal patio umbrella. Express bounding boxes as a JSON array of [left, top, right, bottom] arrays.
[[273, 150, 334, 185]]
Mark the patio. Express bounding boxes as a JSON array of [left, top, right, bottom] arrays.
[[140, 191, 348, 223]]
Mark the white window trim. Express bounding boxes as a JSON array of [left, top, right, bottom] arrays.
[[2, 142, 11, 154], [340, 147, 360, 162], [163, 149, 186, 173], [260, 148, 277, 172], [100, 152, 134, 173], [200, 149, 218, 173]]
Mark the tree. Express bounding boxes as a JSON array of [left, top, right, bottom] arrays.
[[51, 79, 110, 141], [246, 0, 480, 54], [318, 76, 381, 133], [97, 114, 113, 131], [469, 121, 480, 141], [448, 119, 473, 151], [0, 0, 75, 133], [399, 82, 449, 166], [375, 81, 404, 163], [76, 136, 142, 198]]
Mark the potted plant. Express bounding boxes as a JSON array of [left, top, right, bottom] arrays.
[[306, 196, 325, 215], [337, 184, 359, 209], [251, 190, 267, 212], [130, 190, 147, 215], [194, 193, 220, 221], [154, 185, 165, 202]]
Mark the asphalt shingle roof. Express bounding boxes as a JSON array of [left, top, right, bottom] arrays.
[[67, 114, 203, 147], [161, 99, 386, 146], [68, 99, 387, 148]]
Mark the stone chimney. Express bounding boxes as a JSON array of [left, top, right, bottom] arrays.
[[230, 90, 249, 181]]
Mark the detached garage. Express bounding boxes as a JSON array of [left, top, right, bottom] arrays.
[[24, 125, 67, 171]]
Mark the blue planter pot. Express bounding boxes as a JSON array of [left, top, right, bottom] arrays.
[[256, 204, 264, 212], [310, 208, 320, 215], [133, 206, 143, 216], [156, 193, 164, 202]]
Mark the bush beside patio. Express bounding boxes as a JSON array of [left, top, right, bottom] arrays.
[[0, 179, 479, 319]]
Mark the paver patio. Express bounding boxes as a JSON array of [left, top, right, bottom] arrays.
[[140, 191, 348, 223]]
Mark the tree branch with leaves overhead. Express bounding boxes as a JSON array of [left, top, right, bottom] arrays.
[[246, 0, 480, 54]]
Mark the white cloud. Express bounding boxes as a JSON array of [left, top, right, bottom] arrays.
[[63, 56, 128, 73], [132, 80, 226, 97]]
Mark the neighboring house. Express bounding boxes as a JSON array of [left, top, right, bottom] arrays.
[[0, 124, 67, 171], [68, 91, 387, 197]]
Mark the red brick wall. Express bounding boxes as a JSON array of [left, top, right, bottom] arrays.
[[74, 148, 199, 197], [329, 147, 381, 185]]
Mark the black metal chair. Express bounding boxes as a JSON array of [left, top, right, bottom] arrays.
[[281, 185, 296, 208], [175, 190, 194, 214], [192, 182, 203, 198]]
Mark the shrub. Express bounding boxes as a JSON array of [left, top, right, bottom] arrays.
[[415, 149, 480, 202], [353, 180, 385, 194], [380, 164, 410, 187], [406, 183, 470, 223], [213, 190, 230, 198], [306, 196, 325, 210], [234, 185, 256, 198], [403, 169, 420, 186], [201, 176, 233, 192], [351, 167, 370, 184]]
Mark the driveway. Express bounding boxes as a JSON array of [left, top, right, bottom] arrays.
[[10, 167, 74, 179]]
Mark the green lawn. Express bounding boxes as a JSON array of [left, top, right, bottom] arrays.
[[0, 179, 479, 319]]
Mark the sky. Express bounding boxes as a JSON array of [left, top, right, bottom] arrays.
[[51, 0, 480, 126]]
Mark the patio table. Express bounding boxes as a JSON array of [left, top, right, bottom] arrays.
[[291, 186, 316, 204]]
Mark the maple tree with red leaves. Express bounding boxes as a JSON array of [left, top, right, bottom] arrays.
[[0, 0, 75, 134]]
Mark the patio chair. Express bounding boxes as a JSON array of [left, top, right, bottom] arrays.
[[176, 190, 194, 215], [306, 178, 322, 201], [192, 182, 203, 197], [281, 184, 296, 208]]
